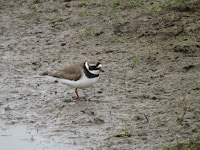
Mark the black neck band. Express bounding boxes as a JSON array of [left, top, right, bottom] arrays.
[[84, 63, 99, 78]]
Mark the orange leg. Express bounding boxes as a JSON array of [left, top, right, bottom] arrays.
[[75, 88, 81, 101]]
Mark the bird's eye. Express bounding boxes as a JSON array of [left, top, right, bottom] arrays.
[[96, 62, 100, 66]]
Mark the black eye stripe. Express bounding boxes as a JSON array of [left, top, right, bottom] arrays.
[[89, 66, 99, 70]]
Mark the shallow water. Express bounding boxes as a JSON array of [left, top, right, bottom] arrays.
[[0, 125, 44, 150], [0, 124, 86, 150]]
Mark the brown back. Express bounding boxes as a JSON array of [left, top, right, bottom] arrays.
[[48, 62, 85, 81]]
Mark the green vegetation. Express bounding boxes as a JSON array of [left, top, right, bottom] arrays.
[[108, 120, 133, 139], [196, 25, 200, 31], [162, 137, 200, 150], [33, 0, 39, 4], [120, 120, 133, 136], [169, 0, 190, 2], [30, 0, 193, 17], [112, 0, 120, 7], [31, 4, 37, 16], [134, 55, 138, 64], [32, 61, 43, 67], [132, 0, 148, 6], [163, 142, 179, 150], [147, 46, 151, 55], [109, 0, 191, 12]]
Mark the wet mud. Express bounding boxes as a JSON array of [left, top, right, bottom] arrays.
[[0, 0, 200, 149]]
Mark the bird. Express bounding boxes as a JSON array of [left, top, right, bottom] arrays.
[[41, 60, 104, 101]]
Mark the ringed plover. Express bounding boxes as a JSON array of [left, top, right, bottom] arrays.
[[41, 61, 104, 101]]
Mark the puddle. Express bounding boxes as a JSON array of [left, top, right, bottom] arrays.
[[0, 124, 85, 150], [0, 125, 45, 150]]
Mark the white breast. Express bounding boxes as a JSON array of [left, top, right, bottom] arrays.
[[57, 73, 99, 88]]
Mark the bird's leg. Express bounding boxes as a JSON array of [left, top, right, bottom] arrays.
[[75, 88, 81, 101]]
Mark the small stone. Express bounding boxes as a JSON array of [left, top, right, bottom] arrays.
[[61, 43, 66, 46], [5, 106, 11, 111], [132, 116, 141, 121], [93, 117, 105, 124], [151, 96, 157, 100]]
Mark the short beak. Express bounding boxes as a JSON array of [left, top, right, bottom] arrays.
[[99, 68, 104, 72]]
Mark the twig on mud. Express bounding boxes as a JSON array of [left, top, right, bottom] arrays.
[[123, 67, 126, 85], [181, 108, 187, 119], [177, 108, 187, 124], [143, 113, 149, 123], [105, 132, 131, 140]]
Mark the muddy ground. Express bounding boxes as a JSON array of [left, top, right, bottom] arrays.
[[0, 0, 200, 149]]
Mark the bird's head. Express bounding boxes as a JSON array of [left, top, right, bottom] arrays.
[[85, 61, 104, 75]]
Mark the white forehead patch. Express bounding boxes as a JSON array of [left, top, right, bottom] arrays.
[[85, 62, 100, 75], [85, 62, 89, 70], [90, 64, 96, 66]]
